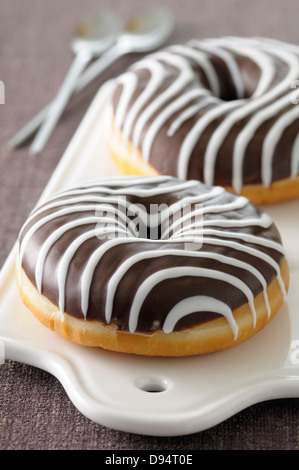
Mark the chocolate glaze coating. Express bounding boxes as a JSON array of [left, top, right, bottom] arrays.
[[111, 37, 299, 192], [18, 176, 286, 335]]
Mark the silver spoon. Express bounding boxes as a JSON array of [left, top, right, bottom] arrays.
[[9, 7, 174, 150], [76, 6, 174, 91], [8, 10, 121, 152], [28, 10, 121, 155]]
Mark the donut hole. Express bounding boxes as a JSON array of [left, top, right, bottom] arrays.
[[209, 55, 262, 101], [136, 376, 168, 393], [124, 200, 203, 242], [188, 48, 263, 102]]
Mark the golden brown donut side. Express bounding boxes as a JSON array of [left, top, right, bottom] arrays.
[[109, 128, 299, 206], [109, 37, 299, 204], [16, 258, 290, 357]]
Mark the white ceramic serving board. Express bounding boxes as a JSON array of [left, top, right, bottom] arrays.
[[1, 80, 299, 437]]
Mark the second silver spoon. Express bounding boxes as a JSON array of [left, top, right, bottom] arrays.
[[9, 7, 174, 150]]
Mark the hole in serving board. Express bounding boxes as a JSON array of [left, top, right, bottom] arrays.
[[136, 376, 168, 393]]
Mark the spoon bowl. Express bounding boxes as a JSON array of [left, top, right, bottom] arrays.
[[9, 7, 174, 150], [71, 10, 121, 54], [28, 10, 121, 154], [76, 7, 174, 91], [118, 7, 174, 53]]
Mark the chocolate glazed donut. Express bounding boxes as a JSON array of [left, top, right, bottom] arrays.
[[16, 176, 289, 356], [109, 37, 299, 204]]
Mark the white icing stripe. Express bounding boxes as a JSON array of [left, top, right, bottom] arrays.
[[128, 266, 256, 333], [58, 229, 96, 312], [24, 196, 129, 227], [175, 227, 285, 254], [200, 213, 273, 228], [254, 36, 299, 55], [114, 73, 138, 130], [262, 104, 299, 186], [35, 217, 99, 293], [56, 181, 224, 208], [173, 234, 286, 298], [203, 46, 299, 187], [19, 204, 134, 262], [80, 238, 140, 318], [201, 39, 299, 186], [188, 41, 244, 99], [54, 178, 199, 197], [34, 216, 131, 295], [57, 227, 129, 312], [232, 95, 292, 193], [168, 45, 221, 96], [50, 176, 175, 199], [291, 134, 299, 178], [121, 60, 167, 143], [132, 52, 195, 157], [113, 37, 299, 189], [163, 296, 238, 338], [202, 37, 277, 98], [177, 100, 245, 179], [19, 178, 285, 339], [161, 195, 249, 238], [167, 96, 220, 137], [20, 179, 201, 237], [22, 182, 224, 241], [142, 89, 211, 160], [104, 248, 271, 328]]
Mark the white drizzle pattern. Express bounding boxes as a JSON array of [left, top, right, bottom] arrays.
[[111, 37, 299, 192], [18, 177, 287, 340]]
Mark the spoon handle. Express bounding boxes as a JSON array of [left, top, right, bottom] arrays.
[[9, 44, 125, 149], [29, 49, 92, 155], [75, 43, 125, 92], [9, 105, 51, 148]]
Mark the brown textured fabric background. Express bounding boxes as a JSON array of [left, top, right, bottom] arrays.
[[1, 0, 299, 450]]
